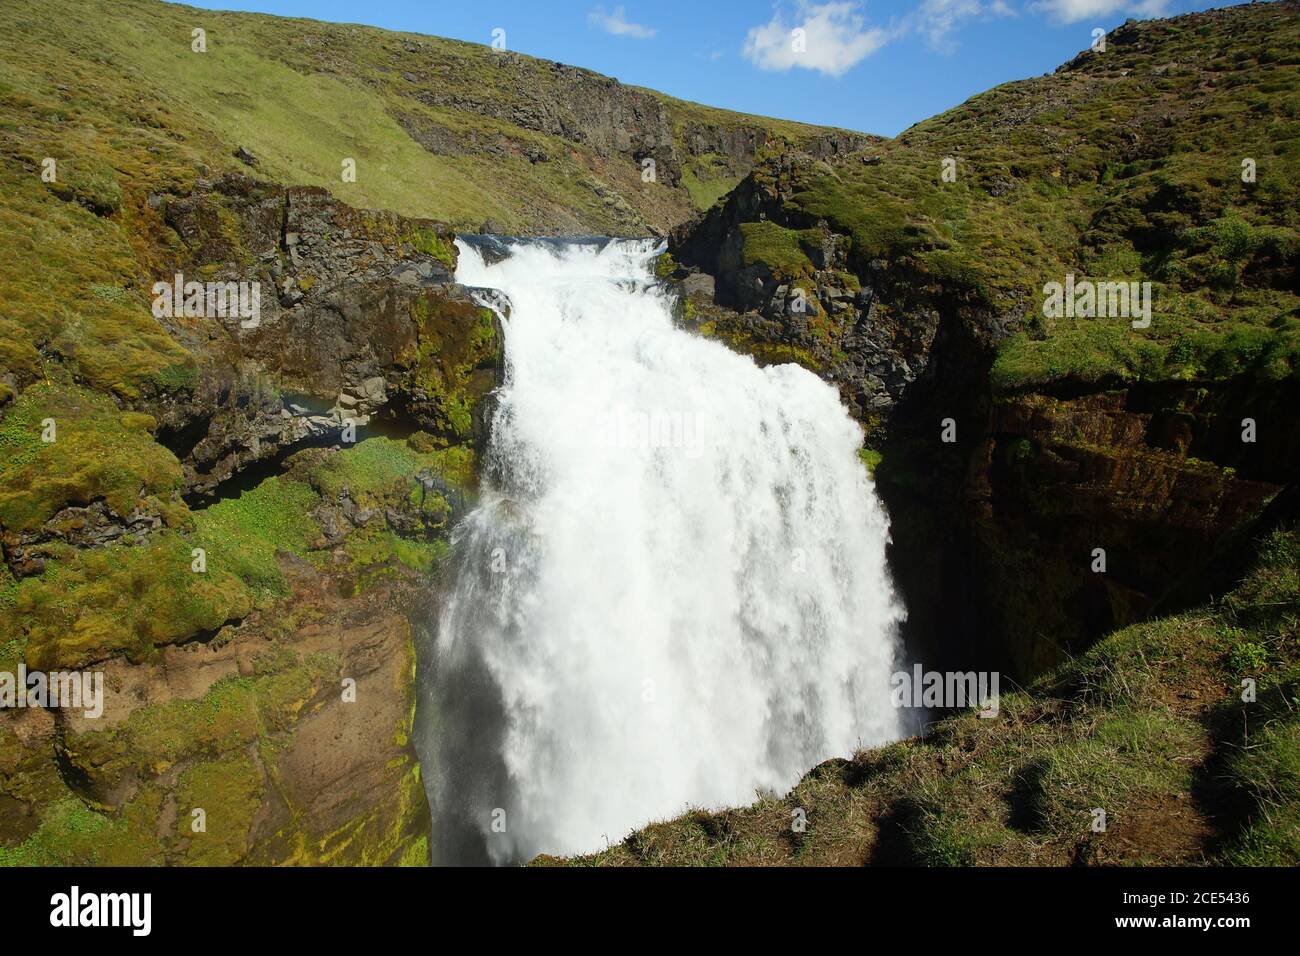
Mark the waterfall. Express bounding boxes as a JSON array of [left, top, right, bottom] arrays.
[[420, 236, 904, 864]]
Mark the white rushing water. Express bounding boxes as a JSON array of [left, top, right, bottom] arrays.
[[424, 237, 904, 864]]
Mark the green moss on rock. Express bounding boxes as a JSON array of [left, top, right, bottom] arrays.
[[0, 383, 184, 533], [737, 221, 819, 282], [190, 476, 321, 600], [404, 294, 500, 442], [4, 534, 251, 670]]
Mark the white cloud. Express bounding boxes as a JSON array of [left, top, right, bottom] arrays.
[[916, 0, 982, 51], [742, 2, 889, 77], [1029, 0, 1170, 24], [912, 0, 1018, 53], [738, 0, 1166, 73], [587, 5, 657, 39]]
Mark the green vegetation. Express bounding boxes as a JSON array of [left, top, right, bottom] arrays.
[[0, 0, 847, 428], [0, 164, 192, 398], [562, 526, 1299, 866], [407, 296, 500, 440], [1217, 527, 1300, 863], [654, 250, 678, 280], [858, 447, 883, 477], [695, 315, 824, 372], [0, 0, 846, 239], [3, 533, 251, 670], [408, 225, 457, 269], [1222, 719, 1300, 864], [1, 542, 429, 866], [191, 476, 320, 599], [0, 383, 184, 532], [728, 4, 1300, 393], [737, 221, 820, 282], [1, 431, 475, 672], [298, 434, 471, 584], [5, 649, 342, 865], [0, 796, 125, 867], [307, 434, 471, 504], [680, 154, 743, 211]]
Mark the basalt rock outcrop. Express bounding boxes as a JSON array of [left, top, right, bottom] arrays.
[[402, 51, 873, 191], [137, 174, 501, 501], [1, 169, 502, 864]]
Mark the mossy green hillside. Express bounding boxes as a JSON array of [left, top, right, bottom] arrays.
[[2, 433, 474, 672], [0, 0, 846, 476], [0, 137, 192, 399], [194, 434, 475, 597], [0, 433, 462, 866], [4, 533, 251, 670], [190, 475, 320, 599], [299, 434, 473, 582], [306, 433, 474, 507], [0, 0, 848, 236], [737, 221, 822, 283], [680, 153, 744, 212], [726, 4, 1300, 393]]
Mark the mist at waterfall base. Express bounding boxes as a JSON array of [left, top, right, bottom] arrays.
[[417, 236, 905, 865]]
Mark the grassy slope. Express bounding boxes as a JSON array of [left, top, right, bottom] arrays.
[[561, 525, 1299, 866], [0, 0, 844, 234], [733, 2, 1298, 392]]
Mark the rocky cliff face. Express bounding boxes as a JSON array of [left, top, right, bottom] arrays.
[[667, 2, 1300, 678], [5, 566, 429, 865], [398, 49, 872, 192], [0, 165, 502, 864], [961, 383, 1294, 673], [145, 174, 499, 501]]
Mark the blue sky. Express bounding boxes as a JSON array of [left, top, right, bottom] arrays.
[[183, 0, 1249, 136]]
